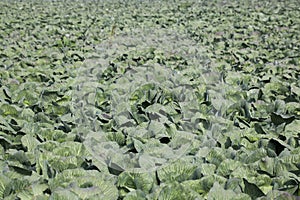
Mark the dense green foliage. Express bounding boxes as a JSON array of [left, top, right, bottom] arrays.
[[0, 0, 299, 199]]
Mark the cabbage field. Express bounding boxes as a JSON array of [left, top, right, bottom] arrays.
[[0, 0, 299, 199]]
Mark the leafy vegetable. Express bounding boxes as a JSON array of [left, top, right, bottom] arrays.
[[0, 0, 299, 199]]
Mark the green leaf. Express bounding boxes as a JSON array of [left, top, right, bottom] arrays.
[[0, 175, 11, 198], [118, 171, 155, 194], [208, 182, 251, 200], [123, 190, 146, 200], [49, 169, 118, 200], [259, 190, 300, 200], [270, 112, 295, 126], [21, 135, 40, 152], [217, 159, 241, 177], [154, 182, 198, 200], [206, 148, 226, 166], [199, 163, 216, 176], [243, 178, 265, 199], [50, 189, 79, 200], [157, 160, 197, 183], [0, 104, 18, 117], [31, 183, 48, 197]]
